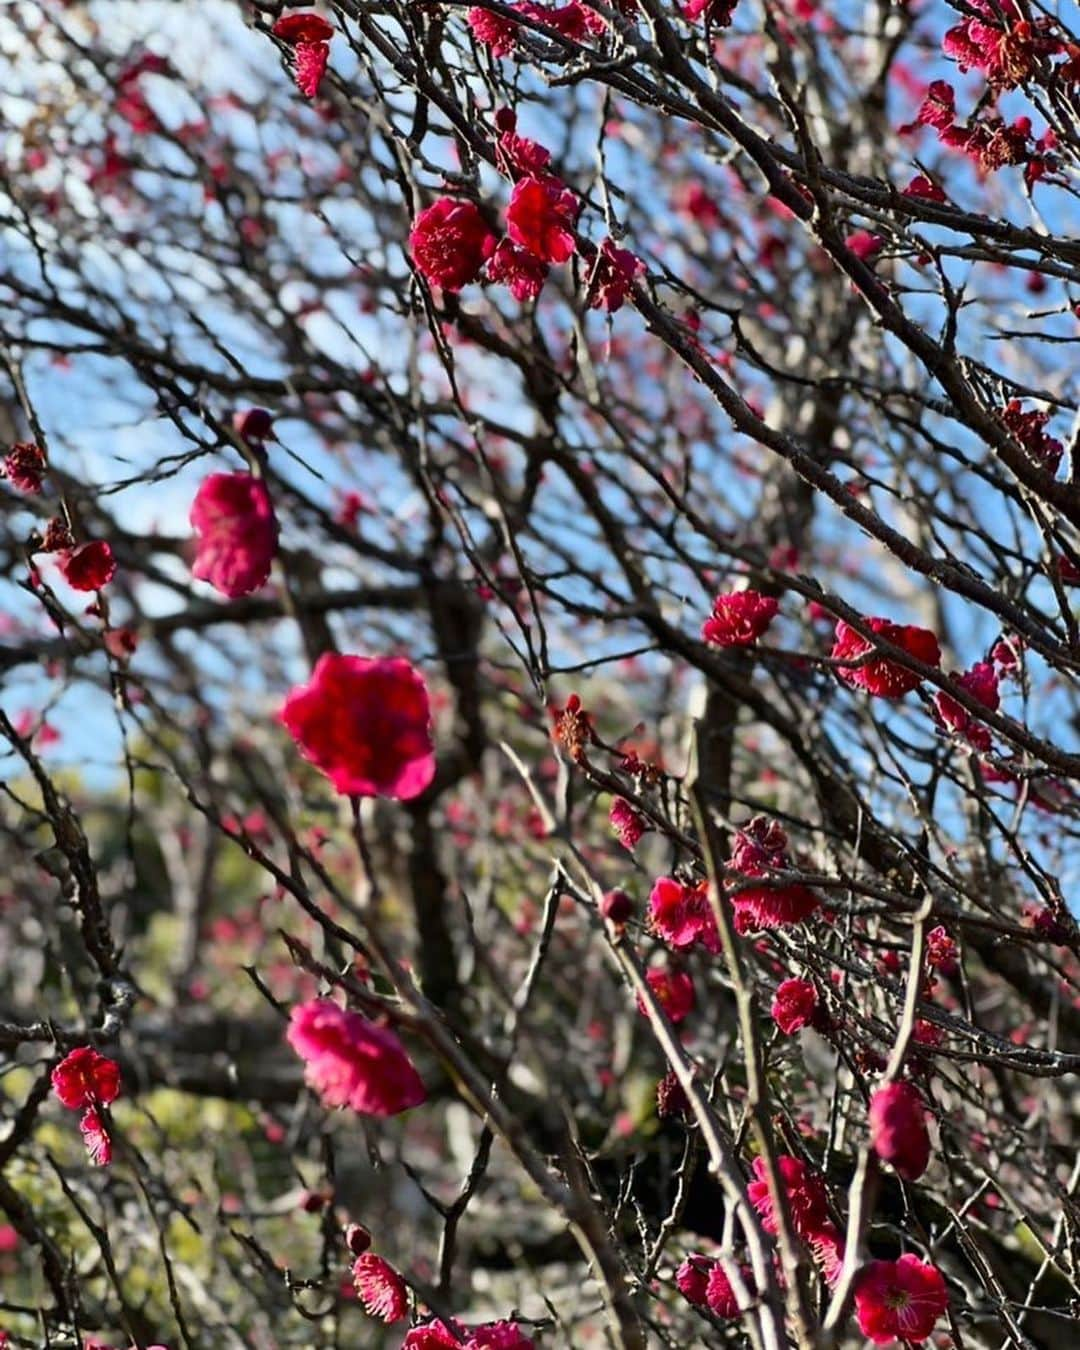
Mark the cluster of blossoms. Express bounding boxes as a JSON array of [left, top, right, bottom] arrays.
[[675, 1253, 748, 1320], [272, 12, 335, 99], [467, 1, 607, 59], [727, 816, 820, 932], [351, 1252, 533, 1342], [409, 113, 642, 309], [51, 1047, 122, 1166], [903, 79, 1056, 185], [5, 440, 116, 592]]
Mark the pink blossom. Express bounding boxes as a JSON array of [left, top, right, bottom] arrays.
[[286, 999, 427, 1117], [352, 1252, 408, 1322], [649, 876, 720, 953], [610, 796, 647, 851], [280, 653, 436, 799], [869, 1081, 931, 1180], [190, 472, 278, 598], [702, 589, 778, 647], [771, 978, 817, 1034], [854, 1254, 948, 1344]]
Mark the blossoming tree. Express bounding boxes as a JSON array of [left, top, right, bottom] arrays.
[[1, 0, 1079, 1345]]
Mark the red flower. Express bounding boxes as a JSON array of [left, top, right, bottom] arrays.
[[702, 589, 778, 647], [1000, 400, 1063, 471], [682, 0, 737, 24], [280, 653, 436, 799], [831, 616, 940, 699], [771, 978, 817, 1034], [272, 12, 334, 98], [286, 999, 427, 1116], [495, 112, 552, 175], [3, 442, 46, 493], [649, 876, 720, 954], [521, 1, 607, 40], [190, 472, 278, 599], [934, 661, 999, 752], [854, 1254, 948, 1345], [675, 1254, 711, 1306], [58, 540, 116, 591], [810, 1223, 845, 1284], [748, 1154, 829, 1239], [79, 1106, 113, 1167], [232, 407, 275, 445], [926, 925, 958, 974], [902, 175, 946, 202], [900, 80, 956, 135], [467, 1323, 536, 1349], [637, 965, 695, 1023], [51, 1047, 121, 1110], [728, 817, 820, 932], [506, 175, 580, 264], [410, 198, 496, 291], [846, 230, 884, 261], [610, 796, 647, 851], [586, 238, 644, 313], [600, 888, 633, 924], [486, 239, 549, 301], [467, 6, 522, 56], [869, 1082, 931, 1181], [402, 1320, 461, 1349], [352, 1252, 408, 1323], [272, 11, 335, 43], [705, 1261, 744, 1318], [943, 0, 1058, 90]]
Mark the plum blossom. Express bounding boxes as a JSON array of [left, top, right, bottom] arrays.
[[831, 616, 940, 698], [272, 12, 335, 98], [506, 175, 580, 264], [3, 442, 46, 493], [610, 796, 648, 851], [702, 589, 778, 647], [586, 238, 644, 313], [352, 1252, 408, 1322], [854, 1254, 948, 1344], [280, 653, 436, 799], [727, 817, 820, 931], [190, 472, 278, 598], [637, 965, 695, 1023], [771, 978, 817, 1034], [747, 1154, 829, 1238], [869, 1081, 931, 1180], [410, 198, 497, 291], [52, 1047, 121, 1109], [649, 876, 720, 953], [286, 999, 427, 1116], [486, 239, 549, 301], [934, 661, 999, 752], [58, 540, 116, 591]]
